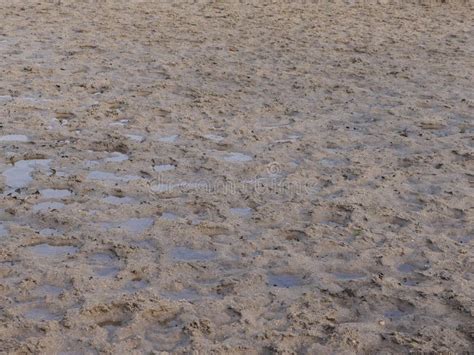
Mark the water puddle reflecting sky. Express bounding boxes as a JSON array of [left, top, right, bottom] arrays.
[[2, 159, 51, 189], [0, 134, 30, 142]]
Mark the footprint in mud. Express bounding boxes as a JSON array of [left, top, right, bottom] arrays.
[[397, 260, 429, 286], [267, 273, 306, 288], [383, 308, 412, 321], [87, 251, 121, 278], [170, 247, 216, 262], [370, 214, 411, 232], [23, 303, 62, 321], [397, 261, 429, 274], [398, 263, 417, 273], [143, 313, 189, 351], [401, 278, 423, 287], [399, 192, 426, 212], [312, 205, 353, 227], [123, 279, 149, 293], [387, 216, 411, 230], [98, 319, 126, 341], [451, 234, 473, 245], [281, 229, 308, 242], [161, 288, 201, 302], [408, 180, 442, 196], [84, 304, 132, 341]]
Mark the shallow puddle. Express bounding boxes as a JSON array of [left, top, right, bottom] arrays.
[[453, 235, 473, 244], [87, 171, 140, 183], [151, 182, 207, 193], [223, 152, 253, 163], [160, 212, 178, 221], [32, 201, 65, 213], [24, 306, 61, 321], [401, 278, 420, 287], [332, 271, 367, 281], [26, 243, 78, 258], [124, 279, 149, 292], [384, 309, 408, 320], [0, 224, 8, 237], [94, 266, 120, 277], [119, 218, 154, 233], [39, 189, 72, 199], [98, 319, 125, 341], [124, 134, 145, 142], [0, 95, 13, 103], [158, 134, 178, 143], [109, 119, 129, 127], [88, 252, 117, 263], [35, 285, 63, 297], [87, 252, 121, 277], [153, 164, 176, 172], [161, 288, 201, 301], [102, 195, 137, 205], [398, 263, 419, 273], [274, 134, 303, 144], [150, 183, 172, 193], [170, 247, 216, 262], [101, 218, 154, 233], [2, 159, 51, 189], [267, 273, 304, 288], [319, 158, 349, 168], [203, 134, 224, 142], [130, 239, 156, 250], [39, 228, 61, 237], [104, 152, 129, 163], [84, 160, 100, 168], [230, 207, 253, 218], [0, 134, 30, 142]]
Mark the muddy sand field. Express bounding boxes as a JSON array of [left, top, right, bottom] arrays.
[[0, 1, 473, 353]]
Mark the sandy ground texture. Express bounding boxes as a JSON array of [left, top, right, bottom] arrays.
[[0, 0, 473, 353]]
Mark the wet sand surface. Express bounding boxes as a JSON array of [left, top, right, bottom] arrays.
[[0, 1, 473, 353]]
